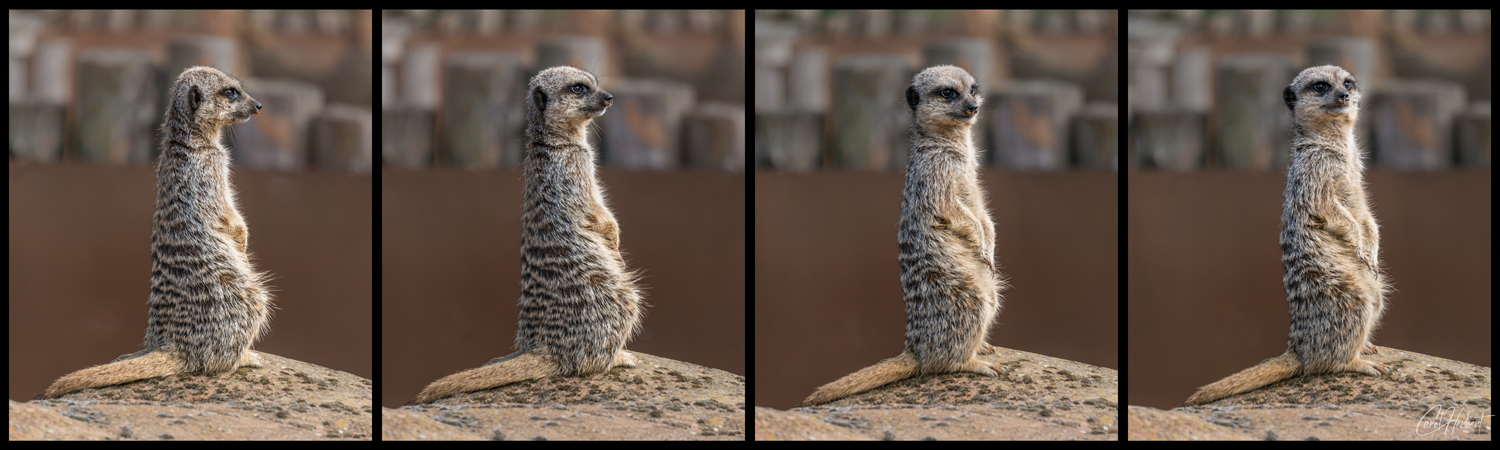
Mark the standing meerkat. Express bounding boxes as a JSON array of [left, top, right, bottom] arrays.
[[41, 66, 269, 399], [801, 65, 1006, 406], [1183, 65, 1389, 406], [410, 66, 643, 405]]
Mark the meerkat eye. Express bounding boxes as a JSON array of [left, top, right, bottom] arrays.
[[1344, 80, 1355, 90], [970, 85, 978, 96], [1311, 82, 1330, 93], [571, 84, 588, 94], [221, 88, 238, 99], [940, 88, 957, 99]]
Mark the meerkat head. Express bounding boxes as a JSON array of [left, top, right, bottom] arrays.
[[526, 66, 613, 139], [170, 66, 261, 130], [906, 65, 982, 132], [1284, 65, 1358, 129]]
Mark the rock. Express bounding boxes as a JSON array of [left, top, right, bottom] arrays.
[[14, 352, 372, 440], [1130, 347, 1491, 440], [389, 352, 744, 440], [760, 346, 1118, 440]]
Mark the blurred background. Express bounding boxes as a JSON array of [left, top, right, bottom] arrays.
[[9, 10, 374, 400], [1125, 10, 1490, 409], [753, 10, 1120, 409], [378, 10, 746, 408]]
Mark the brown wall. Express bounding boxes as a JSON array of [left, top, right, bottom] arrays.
[[1128, 170, 1491, 409], [381, 169, 746, 408], [12, 163, 1486, 410], [754, 171, 1120, 410], [9, 163, 372, 401]]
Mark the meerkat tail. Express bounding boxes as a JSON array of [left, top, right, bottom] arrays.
[[799, 351, 923, 407], [1182, 351, 1302, 406], [39, 350, 187, 399], [408, 352, 561, 405]]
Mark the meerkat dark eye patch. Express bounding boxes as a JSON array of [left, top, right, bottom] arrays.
[[571, 84, 588, 94]]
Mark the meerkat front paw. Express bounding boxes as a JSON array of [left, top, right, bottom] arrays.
[[1353, 247, 1378, 272], [1362, 343, 1379, 355]]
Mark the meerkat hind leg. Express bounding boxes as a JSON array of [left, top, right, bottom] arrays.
[[238, 350, 266, 368], [212, 351, 265, 379], [483, 351, 528, 367], [976, 342, 996, 355], [1345, 356, 1390, 377], [613, 350, 640, 368], [112, 347, 155, 363], [959, 357, 1005, 377]]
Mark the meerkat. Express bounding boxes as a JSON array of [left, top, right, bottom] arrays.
[[800, 65, 1006, 406], [410, 66, 643, 405], [40, 66, 269, 399], [1183, 65, 1389, 406]]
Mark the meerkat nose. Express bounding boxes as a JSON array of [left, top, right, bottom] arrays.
[[965, 103, 979, 115], [253, 102, 263, 114], [602, 93, 614, 106]]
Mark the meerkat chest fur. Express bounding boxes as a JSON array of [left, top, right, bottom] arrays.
[[518, 66, 641, 376]]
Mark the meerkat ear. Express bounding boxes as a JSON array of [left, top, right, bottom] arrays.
[[531, 86, 548, 113], [527, 86, 548, 129], [905, 85, 920, 111], [189, 85, 204, 113], [1282, 85, 1296, 110]]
